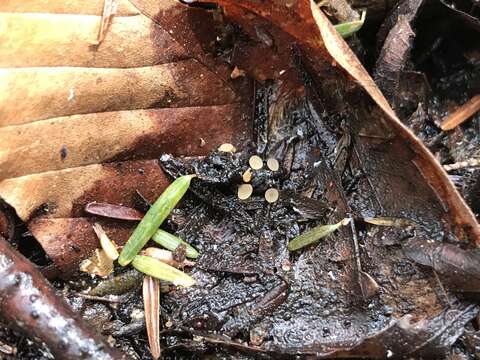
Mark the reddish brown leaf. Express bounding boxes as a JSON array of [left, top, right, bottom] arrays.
[[85, 202, 144, 221]]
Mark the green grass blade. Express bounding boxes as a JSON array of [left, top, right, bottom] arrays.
[[118, 175, 195, 266], [152, 229, 199, 259], [334, 11, 366, 38]]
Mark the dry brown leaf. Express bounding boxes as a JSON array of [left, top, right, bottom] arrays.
[[0, 104, 247, 179], [0, 0, 137, 15], [0, 62, 239, 126], [30, 217, 134, 275], [0, 0, 252, 273]]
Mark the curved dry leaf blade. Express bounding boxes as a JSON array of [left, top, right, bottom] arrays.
[[86, 202, 144, 221], [143, 276, 161, 359], [93, 222, 119, 260]]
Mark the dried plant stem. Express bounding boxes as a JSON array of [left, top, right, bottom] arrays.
[[143, 276, 161, 359]]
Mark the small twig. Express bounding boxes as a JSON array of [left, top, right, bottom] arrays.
[[433, 270, 452, 308], [76, 293, 126, 303], [0, 237, 124, 359], [352, 143, 385, 213], [440, 94, 480, 131], [443, 158, 480, 171]]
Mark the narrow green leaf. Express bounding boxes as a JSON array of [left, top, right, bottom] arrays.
[[118, 174, 195, 266], [152, 229, 199, 259], [132, 255, 195, 287], [288, 218, 350, 251], [334, 11, 366, 38]]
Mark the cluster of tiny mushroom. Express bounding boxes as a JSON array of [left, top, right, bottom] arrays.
[[218, 143, 280, 203]]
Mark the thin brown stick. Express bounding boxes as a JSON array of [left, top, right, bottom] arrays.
[[0, 236, 125, 359], [440, 94, 480, 131]]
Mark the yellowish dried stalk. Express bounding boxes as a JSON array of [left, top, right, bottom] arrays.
[[93, 222, 119, 261]]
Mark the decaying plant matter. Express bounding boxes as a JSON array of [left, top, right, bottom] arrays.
[[0, 0, 479, 358]]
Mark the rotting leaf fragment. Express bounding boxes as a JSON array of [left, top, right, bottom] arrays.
[[79, 249, 114, 278], [85, 202, 144, 221]]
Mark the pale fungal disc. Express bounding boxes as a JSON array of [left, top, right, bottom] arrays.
[[218, 143, 236, 153], [249, 155, 263, 170], [264, 188, 279, 203], [242, 168, 253, 183], [267, 158, 280, 171], [238, 184, 253, 200]]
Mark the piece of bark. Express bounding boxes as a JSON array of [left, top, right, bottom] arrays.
[[376, 0, 424, 49], [0, 104, 248, 178], [374, 16, 415, 103], [0, 236, 126, 359], [0, 60, 239, 126]]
